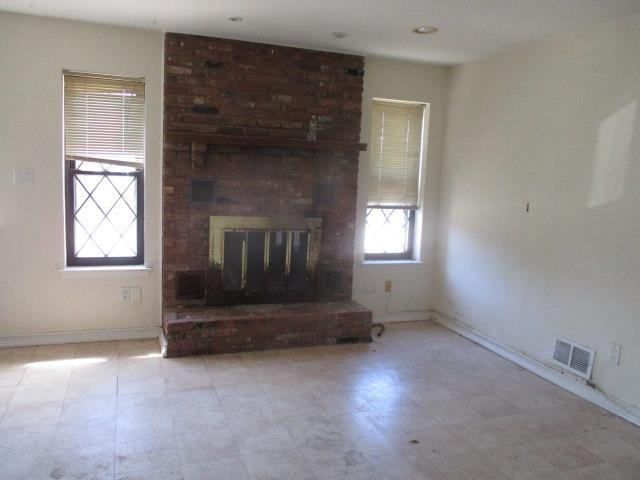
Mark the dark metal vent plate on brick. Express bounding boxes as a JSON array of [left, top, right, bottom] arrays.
[[314, 183, 336, 206], [190, 178, 216, 204], [176, 271, 205, 299]]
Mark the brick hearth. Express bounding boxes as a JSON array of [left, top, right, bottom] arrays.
[[163, 301, 372, 357]]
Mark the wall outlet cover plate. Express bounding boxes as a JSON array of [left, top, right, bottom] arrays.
[[13, 168, 33, 188]]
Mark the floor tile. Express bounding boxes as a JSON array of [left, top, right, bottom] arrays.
[[367, 456, 446, 480], [172, 405, 228, 436], [182, 456, 250, 480], [241, 448, 317, 480], [55, 416, 116, 449], [115, 465, 183, 480], [430, 450, 511, 480], [466, 394, 524, 418], [0, 400, 62, 428], [445, 419, 519, 449], [163, 367, 212, 390], [176, 428, 239, 464], [60, 396, 117, 422], [529, 437, 604, 471], [48, 440, 115, 480], [215, 381, 266, 404], [607, 455, 640, 479], [297, 438, 371, 478], [66, 376, 118, 399], [563, 461, 639, 480], [11, 381, 69, 404], [207, 365, 256, 386], [115, 434, 179, 475], [223, 397, 281, 429], [234, 421, 296, 455], [479, 443, 559, 479], [490, 412, 562, 443], [399, 425, 475, 460], [0, 385, 17, 406], [572, 426, 640, 461]]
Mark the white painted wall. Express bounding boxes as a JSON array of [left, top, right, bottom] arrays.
[[435, 15, 640, 408], [0, 13, 163, 336], [353, 56, 449, 316]]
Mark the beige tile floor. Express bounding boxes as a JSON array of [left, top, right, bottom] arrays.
[[0, 320, 639, 480]]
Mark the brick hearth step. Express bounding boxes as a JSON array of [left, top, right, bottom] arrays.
[[162, 300, 373, 357]]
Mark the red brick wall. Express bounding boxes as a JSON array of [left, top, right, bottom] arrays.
[[162, 32, 365, 306]]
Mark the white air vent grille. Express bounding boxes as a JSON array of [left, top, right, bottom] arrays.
[[552, 337, 595, 379]]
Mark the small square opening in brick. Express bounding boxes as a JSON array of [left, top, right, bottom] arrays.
[[190, 178, 216, 204], [314, 183, 337, 206], [176, 271, 205, 299]]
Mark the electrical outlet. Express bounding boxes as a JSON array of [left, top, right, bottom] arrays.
[[609, 342, 622, 366], [384, 280, 392, 293], [13, 168, 33, 188], [121, 286, 142, 303], [129, 286, 142, 303], [121, 287, 131, 303]]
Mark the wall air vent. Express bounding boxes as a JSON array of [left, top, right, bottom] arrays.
[[552, 337, 595, 379]]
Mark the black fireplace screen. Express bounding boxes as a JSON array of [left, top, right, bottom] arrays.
[[221, 229, 310, 293], [208, 216, 322, 305]]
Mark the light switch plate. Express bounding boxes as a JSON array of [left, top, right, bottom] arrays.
[[13, 168, 33, 188]]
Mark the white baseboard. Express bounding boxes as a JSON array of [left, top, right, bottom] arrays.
[[0, 326, 161, 348], [430, 310, 640, 427], [373, 310, 431, 323]]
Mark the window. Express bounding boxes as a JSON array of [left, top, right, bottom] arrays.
[[365, 99, 425, 260], [64, 72, 145, 266]]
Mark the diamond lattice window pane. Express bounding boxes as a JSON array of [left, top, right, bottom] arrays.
[[75, 196, 103, 235], [76, 237, 103, 257], [108, 198, 136, 233], [365, 207, 412, 254], [91, 178, 120, 214], [76, 174, 102, 197], [73, 171, 138, 258], [92, 220, 120, 255], [110, 237, 136, 257], [109, 175, 135, 195], [122, 222, 138, 255]]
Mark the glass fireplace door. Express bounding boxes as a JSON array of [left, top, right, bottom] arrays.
[[221, 229, 311, 294]]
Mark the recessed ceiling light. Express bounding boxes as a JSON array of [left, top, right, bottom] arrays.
[[228, 16, 243, 22], [413, 26, 438, 35], [332, 32, 348, 39]]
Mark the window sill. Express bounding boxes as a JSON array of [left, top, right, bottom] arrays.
[[58, 265, 152, 279], [359, 260, 425, 266]]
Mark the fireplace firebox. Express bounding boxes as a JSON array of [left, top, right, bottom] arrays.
[[207, 216, 322, 305]]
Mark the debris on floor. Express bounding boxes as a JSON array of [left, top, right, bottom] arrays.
[[371, 323, 385, 337]]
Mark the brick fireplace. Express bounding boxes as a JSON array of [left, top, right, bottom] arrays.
[[161, 33, 372, 356]]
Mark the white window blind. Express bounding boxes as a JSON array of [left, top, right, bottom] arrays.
[[368, 100, 424, 207], [64, 72, 145, 167]]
